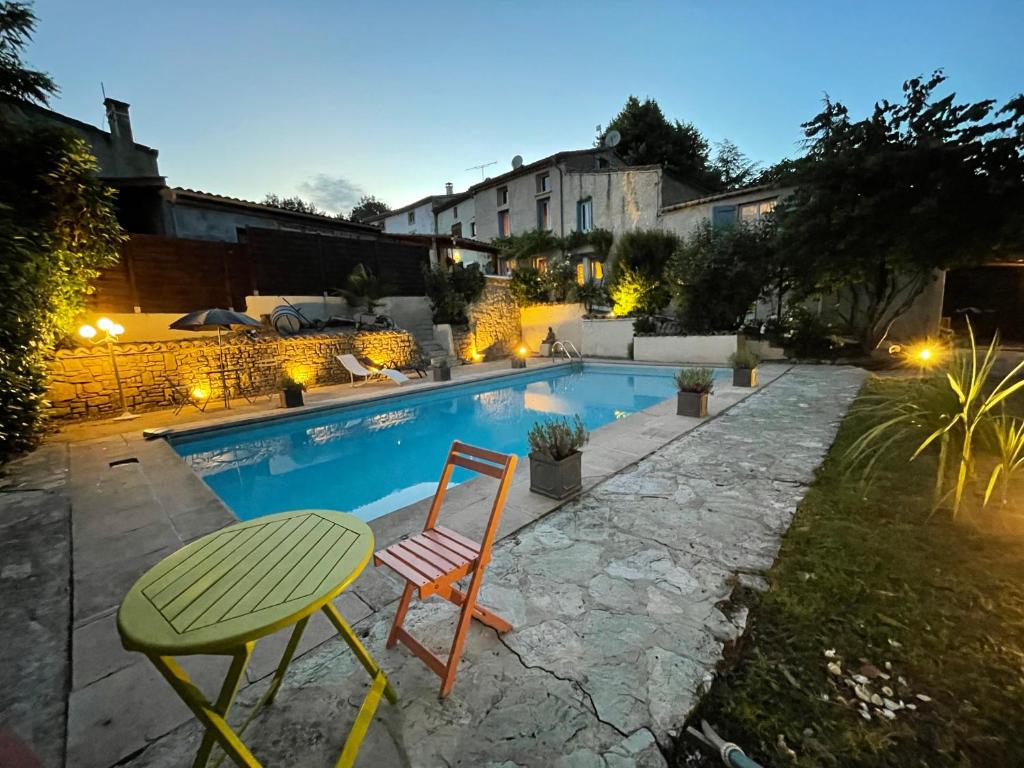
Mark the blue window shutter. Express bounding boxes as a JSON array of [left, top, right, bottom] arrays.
[[712, 205, 737, 228]]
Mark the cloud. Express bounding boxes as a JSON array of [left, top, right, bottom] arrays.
[[298, 174, 364, 214]]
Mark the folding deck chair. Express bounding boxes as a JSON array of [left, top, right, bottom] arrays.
[[374, 441, 517, 697], [336, 354, 409, 387]]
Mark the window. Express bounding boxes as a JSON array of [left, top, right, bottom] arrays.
[[536, 256, 548, 272], [497, 210, 510, 236], [470, 221, 477, 237], [738, 198, 777, 225], [576, 198, 593, 233], [536, 173, 551, 193], [536, 197, 550, 230], [451, 222, 462, 237], [452, 205, 458, 219], [576, 263, 585, 284], [407, 210, 415, 225], [592, 261, 604, 281], [497, 186, 508, 206], [596, 157, 609, 169], [711, 205, 737, 229]]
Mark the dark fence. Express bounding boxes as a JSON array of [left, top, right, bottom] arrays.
[[87, 229, 430, 313]]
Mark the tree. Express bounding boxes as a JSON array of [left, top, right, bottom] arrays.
[[349, 195, 390, 222], [668, 221, 775, 332], [599, 96, 718, 187], [777, 71, 1024, 352], [1, 2, 124, 460], [262, 193, 325, 216], [710, 139, 761, 190]]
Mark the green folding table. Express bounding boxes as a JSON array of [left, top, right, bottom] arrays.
[[117, 509, 396, 767]]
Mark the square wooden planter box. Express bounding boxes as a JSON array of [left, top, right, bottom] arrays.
[[677, 391, 709, 418], [733, 367, 758, 387], [432, 365, 451, 382], [511, 357, 527, 369], [529, 451, 582, 500], [279, 388, 304, 408]]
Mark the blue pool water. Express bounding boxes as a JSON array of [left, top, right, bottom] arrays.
[[172, 363, 723, 522]]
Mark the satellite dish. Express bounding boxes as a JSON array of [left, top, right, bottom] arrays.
[[605, 130, 621, 149], [511, 155, 523, 169]]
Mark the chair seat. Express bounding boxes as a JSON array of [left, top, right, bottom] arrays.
[[374, 526, 481, 599]]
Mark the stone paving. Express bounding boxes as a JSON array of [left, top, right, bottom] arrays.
[[115, 365, 866, 768]]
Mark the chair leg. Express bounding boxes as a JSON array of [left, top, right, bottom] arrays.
[[387, 583, 415, 649], [440, 571, 486, 698], [445, 585, 512, 634]]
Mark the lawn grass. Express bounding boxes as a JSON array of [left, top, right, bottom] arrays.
[[675, 376, 1024, 767]]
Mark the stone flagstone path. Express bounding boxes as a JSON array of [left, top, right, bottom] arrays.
[[122, 366, 866, 768]]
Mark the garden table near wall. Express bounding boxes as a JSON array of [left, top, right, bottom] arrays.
[[117, 509, 396, 768]]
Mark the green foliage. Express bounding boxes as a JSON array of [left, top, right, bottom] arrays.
[[710, 138, 761, 189], [348, 194, 389, 222], [493, 228, 561, 262], [985, 415, 1024, 507], [508, 266, 546, 307], [674, 367, 715, 394], [422, 262, 486, 324], [277, 374, 307, 392], [845, 323, 1024, 517], [607, 230, 676, 316], [729, 347, 761, 369], [0, 2, 55, 103], [575, 279, 608, 314], [527, 415, 589, 460], [544, 258, 575, 302], [0, 129, 124, 459], [334, 263, 392, 314], [562, 227, 614, 260], [261, 193, 325, 216], [777, 305, 841, 358], [598, 96, 719, 188], [667, 221, 774, 333], [632, 315, 657, 335], [776, 71, 1024, 351]]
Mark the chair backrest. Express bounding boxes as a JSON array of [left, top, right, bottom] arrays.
[[338, 354, 369, 375], [424, 441, 517, 565]]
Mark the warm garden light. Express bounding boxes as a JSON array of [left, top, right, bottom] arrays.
[[109, 323, 125, 337], [97, 317, 113, 331], [517, 345, 528, 357], [78, 324, 97, 339], [191, 385, 209, 401], [78, 317, 134, 420]]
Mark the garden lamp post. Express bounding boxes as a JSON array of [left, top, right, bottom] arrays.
[[79, 317, 136, 421]]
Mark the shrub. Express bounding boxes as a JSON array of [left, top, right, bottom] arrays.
[[667, 221, 773, 333], [527, 415, 589, 460], [544, 258, 576, 303], [423, 262, 485, 324], [779, 305, 840, 358], [728, 348, 761, 369], [509, 266, 547, 306], [576, 279, 608, 314], [607, 230, 676, 315], [609, 265, 666, 317], [277, 374, 307, 391], [335, 263, 392, 314], [675, 368, 715, 394], [633, 315, 657, 335]]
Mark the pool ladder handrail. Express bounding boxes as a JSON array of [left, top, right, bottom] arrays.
[[551, 340, 583, 361]]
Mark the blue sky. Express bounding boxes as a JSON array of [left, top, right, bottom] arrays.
[[31, 0, 1024, 214]]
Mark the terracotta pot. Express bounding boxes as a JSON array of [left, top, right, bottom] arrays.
[[677, 391, 708, 417], [733, 367, 758, 387], [529, 450, 582, 499], [280, 387, 304, 408]]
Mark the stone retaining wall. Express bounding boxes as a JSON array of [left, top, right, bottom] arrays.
[[46, 329, 415, 421], [464, 277, 521, 359]]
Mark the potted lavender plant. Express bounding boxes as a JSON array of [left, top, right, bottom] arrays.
[[729, 348, 760, 387], [675, 368, 714, 417], [527, 415, 589, 499], [278, 374, 306, 408]]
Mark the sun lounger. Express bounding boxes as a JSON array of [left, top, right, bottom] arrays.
[[337, 354, 409, 387]]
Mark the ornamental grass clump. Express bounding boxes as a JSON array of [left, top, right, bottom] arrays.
[[675, 368, 715, 394], [527, 415, 589, 460], [729, 348, 761, 370]]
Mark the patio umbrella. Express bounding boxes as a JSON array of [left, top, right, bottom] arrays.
[[169, 309, 262, 409]]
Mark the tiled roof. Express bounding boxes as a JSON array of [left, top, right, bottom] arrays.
[[168, 188, 383, 231], [659, 183, 785, 213]]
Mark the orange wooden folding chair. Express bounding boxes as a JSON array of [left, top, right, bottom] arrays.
[[373, 441, 517, 697]]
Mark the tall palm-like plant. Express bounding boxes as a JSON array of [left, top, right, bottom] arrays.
[[984, 415, 1024, 507], [846, 321, 1024, 516], [335, 263, 392, 314]]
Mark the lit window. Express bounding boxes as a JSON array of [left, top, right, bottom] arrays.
[[737, 198, 777, 225], [407, 210, 415, 225], [498, 210, 510, 236], [536, 257, 548, 272], [537, 173, 551, 193], [576, 198, 593, 233], [576, 263, 585, 284], [537, 198, 550, 230], [497, 186, 508, 206], [592, 261, 604, 280]]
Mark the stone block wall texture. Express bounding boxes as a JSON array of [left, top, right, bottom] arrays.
[[460, 277, 521, 359], [46, 329, 415, 421]]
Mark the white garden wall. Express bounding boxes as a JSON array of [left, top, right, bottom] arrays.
[[633, 334, 739, 364], [582, 319, 635, 358], [520, 303, 585, 353]]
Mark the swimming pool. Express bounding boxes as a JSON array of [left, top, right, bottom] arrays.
[[172, 363, 725, 522]]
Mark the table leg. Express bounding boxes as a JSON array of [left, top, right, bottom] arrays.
[[321, 602, 398, 705], [147, 647, 258, 768], [265, 616, 308, 706]]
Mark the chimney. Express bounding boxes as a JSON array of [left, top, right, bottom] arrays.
[[104, 98, 133, 143], [444, 182, 454, 196]]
